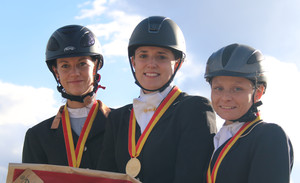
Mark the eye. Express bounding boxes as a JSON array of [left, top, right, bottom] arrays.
[[79, 62, 87, 67], [139, 54, 147, 59], [233, 87, 243, 92], [159, 55, 167, 59], [212, 86, 223, 91], [61, 64, 69, 69]]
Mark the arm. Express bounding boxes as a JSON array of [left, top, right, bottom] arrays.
[[97, 113, 119, 172], [248, 123, 293, 183], [22, 128, 47, 164], [173, 96, 217, 183]]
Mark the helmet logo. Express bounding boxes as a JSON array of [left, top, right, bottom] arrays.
[[64, 46, 76, 52]]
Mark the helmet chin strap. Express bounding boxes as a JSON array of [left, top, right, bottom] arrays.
[[130, 57, 183, 93], [57, 85, 94, 104]]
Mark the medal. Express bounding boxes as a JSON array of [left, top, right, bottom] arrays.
[[126, 157, 141, 177], [127, 86, 181, 177]]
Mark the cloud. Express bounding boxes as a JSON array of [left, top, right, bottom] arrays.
[[88, 11, 143, 57], [0, 123, 27, 173], [75, 0, 144, 57], [0, 80, 60, 126], [175, 53, 205, 85], [75, 0, 108, 19], [0, 81, 61, 180], [173, 53, 212, 100]]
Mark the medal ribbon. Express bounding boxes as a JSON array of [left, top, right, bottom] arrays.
[[207, 116, 261, 183], [61, 100, 99, 167], [128, 86, 181, 158]]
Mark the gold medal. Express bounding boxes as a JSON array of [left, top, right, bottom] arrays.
[[126, 157, 141, 177]]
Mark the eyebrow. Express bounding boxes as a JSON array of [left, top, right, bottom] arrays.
[[78, 56, 90, 61], [57, 60, 69, 64], [136, 50, 148, 54], [157, 51, 168, 55]]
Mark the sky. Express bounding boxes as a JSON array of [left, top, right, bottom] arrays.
[[0, 0, 299, 182]]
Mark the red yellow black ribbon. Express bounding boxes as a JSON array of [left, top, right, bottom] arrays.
[[61, 100, 99, 168], [128, 86, 181, 158], [207, 116, 261, 183]]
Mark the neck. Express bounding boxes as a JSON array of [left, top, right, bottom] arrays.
[[143, 86, 173, 97], [224, 120, 234, 125], [67, 96, 96, 108]]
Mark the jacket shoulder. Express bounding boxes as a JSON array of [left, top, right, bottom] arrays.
[[255, 122, 288, 137], [109, 104, 131, 114], [179, 92, 212, 108], [26, 116, 56, 135]]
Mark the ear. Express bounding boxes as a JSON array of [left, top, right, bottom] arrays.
[[174, 59, 183, 71], [52, 66, 59, 80], [131, 56, 136, 69], [254, 85, 265, 102]]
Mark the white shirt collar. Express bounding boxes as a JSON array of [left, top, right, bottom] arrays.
[[67, 101, 94, 118], [213, 122, 245, 151], [133, 85, 173, 133]]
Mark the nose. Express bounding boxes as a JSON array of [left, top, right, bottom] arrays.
[[69, 65, 80, 75], [146, 56, 158, 68], [220, 90, 233, 101]]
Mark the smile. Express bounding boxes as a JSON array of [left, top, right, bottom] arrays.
[[220, 106, 235, 109], [144, 73, 159, 77], [68, 80, 83, 84]]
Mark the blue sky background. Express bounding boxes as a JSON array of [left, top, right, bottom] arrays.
[[0, 0, 299, 182]]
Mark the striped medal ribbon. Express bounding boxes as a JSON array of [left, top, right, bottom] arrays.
[[61, 100, 99, 168]]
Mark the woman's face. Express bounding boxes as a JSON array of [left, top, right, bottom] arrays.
[[211, 76, 259, 123], [53, 56, 96, 96], [131, 46, 178, 93]]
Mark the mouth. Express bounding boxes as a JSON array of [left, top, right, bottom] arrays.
[[68, 80, 83, 84], [220, 106, 236, 110], [144, 72, 159, 77]]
